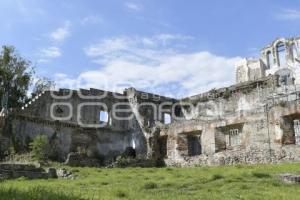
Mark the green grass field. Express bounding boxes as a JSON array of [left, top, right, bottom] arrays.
[[1, 163, 300, 200]]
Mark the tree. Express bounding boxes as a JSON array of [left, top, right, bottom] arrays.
[[29, 135, 49, 161], [32, 77, 55, 96], [0, 46, 55, 153], [0, 46, 34, 114]]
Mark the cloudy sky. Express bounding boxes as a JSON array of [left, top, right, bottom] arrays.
[[1, 0, 300, 98]]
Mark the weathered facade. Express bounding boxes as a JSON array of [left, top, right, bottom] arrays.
[[3, 36, 300, 166], [162, 36, 300, 166], [11, 88, 177, 164]]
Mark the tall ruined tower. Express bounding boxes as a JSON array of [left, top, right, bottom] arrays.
[[236, 36, 300, 85]]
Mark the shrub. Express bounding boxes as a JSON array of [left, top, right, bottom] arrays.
[[76, 146, 88, 156], [165, 168, 173, 171], [211, 174, 224, 181], [162, 182, 175, 187], [278, 101, 287, 107], [114, 156, 132, 167], [252, 172, 271, 178], [143, 182, 158, 190], [114, 156, 158, 168], [71, 169, 80, 173], [235, 164, 243, 169], [240, 185, 251, 190], [114, 190, 128, 198], [29, 135, 49, 161]]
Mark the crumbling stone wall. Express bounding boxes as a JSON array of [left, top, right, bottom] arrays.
[[21, 89, 129, 130], [159, 79, 300, 166], [11, 87, 176, 164], [8, 36, 300, 167], [124, 88, 177, 158], [0, 164, 56, 180], [236, 37, 300, 85], [12, 116, 133, 163]]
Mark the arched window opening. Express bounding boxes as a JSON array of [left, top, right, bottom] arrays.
[[277, 42, 286, 66], [131, 139, 136, 149], [266, 51, 273, 69]]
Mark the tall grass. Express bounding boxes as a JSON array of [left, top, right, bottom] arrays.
[[1, 163, 300, 200], [0, 186, 84, 200]]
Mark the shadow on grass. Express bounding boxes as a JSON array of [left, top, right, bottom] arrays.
[[251, 172, 271, 179]]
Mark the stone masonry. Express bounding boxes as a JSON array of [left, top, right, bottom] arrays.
[[0, 164, 57, 180], [4, 36, 300, 166]]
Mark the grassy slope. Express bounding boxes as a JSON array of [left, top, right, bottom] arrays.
[[1, 163, 300, 200]]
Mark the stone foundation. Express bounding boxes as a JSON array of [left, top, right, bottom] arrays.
[[65, 152, 103, 167], [0, 164, 57, 180], [280, 174, 300, 183], [164, 146, 300, 167]]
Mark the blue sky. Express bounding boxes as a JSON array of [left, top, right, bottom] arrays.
[[1, 0, 300, 97]]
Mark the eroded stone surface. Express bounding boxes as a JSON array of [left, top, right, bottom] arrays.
[[280, 174, 300, 183], [65, 152, 102, 167], [2, 36, 300, 167], [0, 164, 55, 180], [56, 168, 74, 179]]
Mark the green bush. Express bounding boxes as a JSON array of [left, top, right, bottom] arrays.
[[29, 135, 49, 161], [114, 156, 159, 168], [143, 182, 158, 190], [114, 157, 136, 168], [211, 174, 224, 181], [114, 190, 128, 198], [252, 172, 271, 178]]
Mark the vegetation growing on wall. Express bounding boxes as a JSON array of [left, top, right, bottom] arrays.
[[29, 135, 49, 161]]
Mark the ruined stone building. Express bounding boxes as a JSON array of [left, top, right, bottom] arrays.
[[2, 36, 300, 166]]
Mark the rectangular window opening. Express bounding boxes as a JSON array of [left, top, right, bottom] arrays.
[[267, 51, 273, 69], [277, 43, 286, 66], [215, 124, 244, 152], [163, 113, 171, 124], [187, 135, 202, 156], [228, 129, 241, 147], [158, 136, 168, 158], [293, 44, 298, 62], [293, 119, 300, 145], [281, 115, 300, 145], [99, 111, 109, 123]]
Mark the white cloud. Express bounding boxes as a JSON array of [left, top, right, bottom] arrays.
[[81, 15, 103, 25], [85, 37, 131, 57], [40, 46, 61, 58], [50, 21, 71, 43], [56, 35, 241, 98], [276, 9, 300, 20], [84, 34, 193, 63], [155, 34, 194, 46], [125, 2, 142, 11], [37, 21, 71, 62], [38, 46, 61, 63]]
